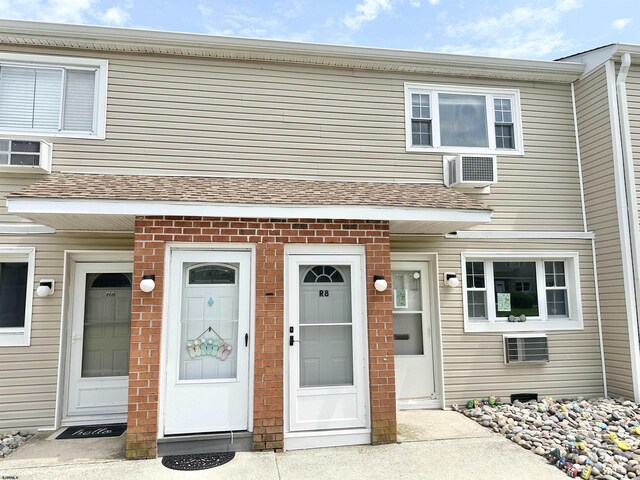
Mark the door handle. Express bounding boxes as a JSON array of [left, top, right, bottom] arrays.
[[289, 335, 300, 346], [245, 333, 249, 347], [71, 332, 82, 343]]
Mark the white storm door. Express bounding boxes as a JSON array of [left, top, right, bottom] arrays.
[[392, 261, 436, 401], [66, 262, 133, 419], [288, 255, 367, 432], [164, 250, 251, 435]]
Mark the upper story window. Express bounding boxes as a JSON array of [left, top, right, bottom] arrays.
[[405, 83, 524, 155], [0, 53, 108, 139], [461, 252, 582, 333]]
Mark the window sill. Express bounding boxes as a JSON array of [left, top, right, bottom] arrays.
[[0, 165, 50, 174], [0, 130, 103, 140], [0, 329, 30, 346], [464, 319, 583, 333], [406, 146, 524, 156]]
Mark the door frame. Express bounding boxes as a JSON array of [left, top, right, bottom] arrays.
[[391, 252, 445, 410], [157, 243, 256, 440], [284, 244, 371, 450], [57, 250, 134, 428]]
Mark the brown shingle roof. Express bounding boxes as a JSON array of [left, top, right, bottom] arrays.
[[9, 173, 490, 211]]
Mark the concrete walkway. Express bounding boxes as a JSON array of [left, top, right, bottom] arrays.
[[0, 411, 566, 480]]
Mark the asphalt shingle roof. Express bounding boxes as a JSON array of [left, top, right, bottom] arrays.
[[9, 173, 490, 211]]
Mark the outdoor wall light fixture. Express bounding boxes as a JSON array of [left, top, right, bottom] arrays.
[[373, 275, 388, 292], [443, 272, 460, 288], [36, 279, 55, 297], [140, 274, 156, 293]]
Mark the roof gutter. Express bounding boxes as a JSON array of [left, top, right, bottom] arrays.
[[615, 53, 640, 401], [0, 19, 584, 83]]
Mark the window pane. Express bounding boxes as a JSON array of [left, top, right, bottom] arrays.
[[33, 68, 63, 130], [393, 313, 424, 355], [11, 141, 41, 153], [467, 291, 487, 319], [545, 261, 566, 287], [411, 119, 431, 146], [299, 265, 351, 324], [493, 98, 512, 123], [0, 66, 62, 131], [63, 69, 96, 132], [547, 289, 567, 317], [82, 272, 132, 377], [0, 153, 7, 165], [300, 325, 353, 387], [411, 93, 430, 119], [188, 264, 236, 284], [466, 261, 485, 288], [10, 154, 40, 166], [493, 262, 539, 318], [439, 93, 489, 147], [0, 66, 37, 129], [0, 139, 10, 151], [0, 262, 28, 328], [495, 124, 514, 149]]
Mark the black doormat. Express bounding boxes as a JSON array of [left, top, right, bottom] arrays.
[[162, 452, 235, 471], [56, 423, 127, 440]]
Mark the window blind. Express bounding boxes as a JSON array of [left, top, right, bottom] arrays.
[[0, 66, 62, 130], [0, 65, 96, 133], [63, 69, 96, 132]]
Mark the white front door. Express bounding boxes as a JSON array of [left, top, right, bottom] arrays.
[[66, 262, 133, 422], [392, 261, 437, 405], [287, 254, 368, 432], [164, 250, 251, 435]]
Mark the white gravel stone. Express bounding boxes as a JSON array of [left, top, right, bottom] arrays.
[[0, 431, 33, 458]]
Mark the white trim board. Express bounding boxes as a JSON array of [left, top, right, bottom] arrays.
[[0, 223, 56, 235], [8, 197, 492, 224], [445, 231, 594, 239]]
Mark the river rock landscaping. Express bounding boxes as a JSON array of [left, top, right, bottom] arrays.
[[457, 397, 640, 479], [0, 431, 32, 458]]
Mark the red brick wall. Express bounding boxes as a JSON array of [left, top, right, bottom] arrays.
[[126, 216, 395, 459]]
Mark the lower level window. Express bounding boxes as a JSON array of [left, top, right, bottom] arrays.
[[462, 253, 582, 332], [0, 248, 35, 346]]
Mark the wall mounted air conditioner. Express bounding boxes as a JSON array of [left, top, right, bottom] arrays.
[[503, 335, 549, 365], [443, 154, 497, 188]]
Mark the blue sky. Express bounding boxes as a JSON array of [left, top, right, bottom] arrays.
[[1, 0, 639, 60]]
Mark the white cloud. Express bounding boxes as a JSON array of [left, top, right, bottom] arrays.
[[438, 0, 582, 59], [343, 0, 399, 30], [611, 17, 632, 30], [427, 0, 439, 4], [0, 0, 133, 25], [99, 5, 130, 25], [409, 0, 421, 7], [198, 3, 314, 41]]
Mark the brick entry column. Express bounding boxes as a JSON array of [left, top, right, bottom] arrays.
[[125, 217, 396, 459]]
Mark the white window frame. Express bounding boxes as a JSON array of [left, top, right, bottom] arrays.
[[461, 252, 583, 333], [404, 83, 524, 155], [0, 247, 36, 346], [0, 52, 108, 140]]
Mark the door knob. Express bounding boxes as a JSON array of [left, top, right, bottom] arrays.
[[71, 332, 82, 343]]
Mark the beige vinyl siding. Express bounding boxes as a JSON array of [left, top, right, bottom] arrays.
[[628, 64, 640, 235], [391, 236, 603, 405], [574, 65, 633, 399], [0, 45, 583, 232], [0, 233, 133, 430]]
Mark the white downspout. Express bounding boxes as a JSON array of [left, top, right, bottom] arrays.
[[571, 82, 608, 397], [616, 53, 640, 401]]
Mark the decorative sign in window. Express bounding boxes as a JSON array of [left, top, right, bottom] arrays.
[[188, 264, 236, 285]]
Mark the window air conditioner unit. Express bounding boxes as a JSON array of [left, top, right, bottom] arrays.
[[443, 155, 497, 188], [503, 335, 549, 364]]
